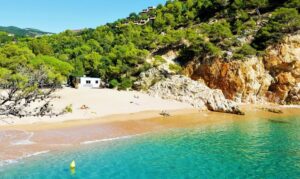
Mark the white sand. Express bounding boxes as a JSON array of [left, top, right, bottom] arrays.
[[0, 88, 192, 126]]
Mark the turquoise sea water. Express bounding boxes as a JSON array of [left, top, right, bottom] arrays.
[[1, 116, 300, 179]]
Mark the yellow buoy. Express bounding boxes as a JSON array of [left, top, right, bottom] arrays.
[[70, 160, 76, 169]]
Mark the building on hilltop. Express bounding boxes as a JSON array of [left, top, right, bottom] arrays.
[[150, 16, 156, 21], [122, 6, 157, 26], [141, 9, 149, 14], [148, 6, 156, 10]]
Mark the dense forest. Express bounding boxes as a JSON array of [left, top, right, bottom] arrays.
[[0, 0, 299, 90]]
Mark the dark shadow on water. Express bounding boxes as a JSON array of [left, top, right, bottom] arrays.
[[268, 119, 290, 124]]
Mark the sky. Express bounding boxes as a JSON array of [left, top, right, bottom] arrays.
[[0, 0, 166, 33]]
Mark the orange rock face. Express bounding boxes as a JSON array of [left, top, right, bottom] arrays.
[[183, 57, 271, 103], [263, 33, 300, 103], [183, 32, 300, 104], [268, 72, 296, 103]]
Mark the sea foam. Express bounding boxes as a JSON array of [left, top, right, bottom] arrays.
[[0, 150, 50, 168], [80, 134, 141, 145]]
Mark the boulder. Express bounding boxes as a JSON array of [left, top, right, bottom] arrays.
[[133, 67, 169, 91], [286, 83, 300, 104], [133, 64, 176, 91]]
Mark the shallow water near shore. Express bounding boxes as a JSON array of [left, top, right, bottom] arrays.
[[1, 115, 300, 178]]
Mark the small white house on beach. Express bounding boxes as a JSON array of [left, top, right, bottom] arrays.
[[74, 76, 101, 88]]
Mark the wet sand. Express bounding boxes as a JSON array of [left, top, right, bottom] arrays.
[[1, 106, 300, 166]]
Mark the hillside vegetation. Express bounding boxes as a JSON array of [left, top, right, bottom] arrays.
[[0, 26, 52, 37], [0, 0, 299, 90]]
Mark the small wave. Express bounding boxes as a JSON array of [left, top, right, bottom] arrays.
[[0, 150, 50, 168], [22, 150, 50, 158], [0, 159, 18, 168], [11, 140, 36, 146], [81, 134, 141, 145]]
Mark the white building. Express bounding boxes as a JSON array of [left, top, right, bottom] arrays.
[[76, 77, 101, 88]]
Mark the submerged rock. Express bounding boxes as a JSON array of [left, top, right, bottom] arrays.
[[260, 107, 283, 114]]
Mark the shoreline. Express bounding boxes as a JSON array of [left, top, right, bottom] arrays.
[[1, 103, 297, 130], [1, 105, 300, 168], [0, 108, 198, 131], [1, 87, 298, 128]]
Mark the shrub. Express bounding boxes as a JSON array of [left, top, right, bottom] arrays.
[[109, 79, 119, 88], [63, 104, 73, 113], [285, 0, 300, 10], [202, 21, 233, 43], [169, 63, 182, 73], [235, 18, 256, 35], [185, 30, 222, 59], [233, 44, 257, 59], [119, 78, 133, 90], [253, 8, 300, 50], [0, 67, 11, 79], [153, 55, 166, 66]]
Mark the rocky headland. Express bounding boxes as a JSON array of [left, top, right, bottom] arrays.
[[134, 32, 300, 115]]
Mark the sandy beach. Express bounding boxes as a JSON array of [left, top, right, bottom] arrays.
[[0, 88, 192, 126]]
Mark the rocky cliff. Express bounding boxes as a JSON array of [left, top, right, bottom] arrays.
[[183, 32, 300, 105], [264, 32, 300, 104], [134, 65, 243, 115], [134, 32, 299, 114]]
